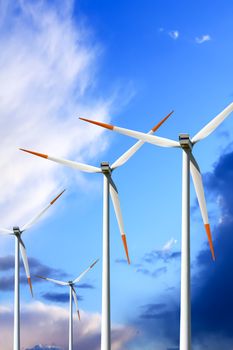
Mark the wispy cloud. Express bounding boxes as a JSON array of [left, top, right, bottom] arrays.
[[195, 34, 211, 44], [26, 346, 62, 350], [140, 303, 167, 319], [162, 238, 177, 251], [143, 250, 180, 264], [115, 258, 128, 265], [143, 239, 180, 264], [42, 291, 83, 303], [0, 301, 135, 350], [78, 283, 95, 289], [136, 266, 167, 278], [0, 0, 113, 229], [115, 239, 179, 279], [0, 255, 68, 291], [115, 238, 179, 279], [158, 28, 180, 41], [168, 30, 179, 40]]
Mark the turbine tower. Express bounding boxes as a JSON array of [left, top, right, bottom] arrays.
[[19, 111, 172, 350], [0, 190, 65, 350], [37, 259, 98, 350], [78, 102, 233, 350]]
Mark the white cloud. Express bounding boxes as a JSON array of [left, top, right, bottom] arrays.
[[195, 34, 211, 44], [162, 238, 177, 252], [0, 0, 115, 228], [168, 30, 179, 40], [158, 27, 164, 32], [0, 302, 135, 350]]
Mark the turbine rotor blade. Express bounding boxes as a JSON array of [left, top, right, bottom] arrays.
[[21, 190, 65, 232], [192, 102, 233, 144], [19, 149, 101, 173], [19, 237, 33, 296], [111, 111, 174, 169], [72, 287, 81, 320], [79, 118, 180, 148], [108, 175, 130, 264], [36, 275, 68, 286], [190, 153, 215, 260], [0, 228, 13, 234], [73, 259, 99, 284]]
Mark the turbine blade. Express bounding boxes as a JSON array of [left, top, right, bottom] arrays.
[[21, 190, 65, 231], [109, 175, 130, 264], [0, 228, 13, 234], [19, 149, 101, 173], [190, 154, 215, 260], [73, 259, 99, 284], [36, 275, 68, 286], [72, 287, 81, 320], [19, 237, 33, 296], [79, 118, 180, 148], [111, 111, 174, 169], [192, 102, 233, 144]]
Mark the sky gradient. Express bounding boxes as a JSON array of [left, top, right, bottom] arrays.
[[1, 1, 233, 349]]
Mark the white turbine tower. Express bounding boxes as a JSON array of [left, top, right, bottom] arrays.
[[0, 189, 65, 350], [19, 111, 172, 350], [78, 102, 233, 350], [37, 259, 98, 350]]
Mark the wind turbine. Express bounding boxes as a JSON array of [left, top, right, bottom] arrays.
[[19, 111, 173, 350], [37, 259, 98, 350], [0, 189, 65, 350], [78, 102, 233, 350]]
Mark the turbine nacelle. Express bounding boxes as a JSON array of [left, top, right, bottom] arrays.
[[13, 226, 21, 235], [179, 134, 193, 150], [101, 161, 112, 174]]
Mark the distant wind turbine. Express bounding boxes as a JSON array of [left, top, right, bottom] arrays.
[[37, 259, 98, 350], [78, 102, 233, 350], [19, 110, 173, 350], [0, 190, 65, 350]]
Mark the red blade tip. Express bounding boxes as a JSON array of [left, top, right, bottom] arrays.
[[19, 148, 48, 159], [50, 189, 66, 205], [121, 234, 130, 264], [79, 117, 114, 130], [205, 224, 216, 261], [28, 277, 33, 297], [151, 110, 174, 132]]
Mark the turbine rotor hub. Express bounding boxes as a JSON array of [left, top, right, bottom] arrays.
[[179, 134, 193, 150], [13, 226, 21, 235], [101, 162, 111, 174]]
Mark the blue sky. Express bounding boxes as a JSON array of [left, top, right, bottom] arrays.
[[0, 1, 233, 349]]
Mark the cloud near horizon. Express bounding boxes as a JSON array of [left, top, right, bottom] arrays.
[[26, 346, 62, 350], [42, 291, 83, 303], [0, 255, 68, 291], [0, 301, 135, 350], [0, 255, 96, 293]]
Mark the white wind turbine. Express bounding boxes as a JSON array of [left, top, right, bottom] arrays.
[[19, 111, 173, 350], [78, 102, 233, 350], [0, 189, 65, 350], [37, 259, 98, 350]]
